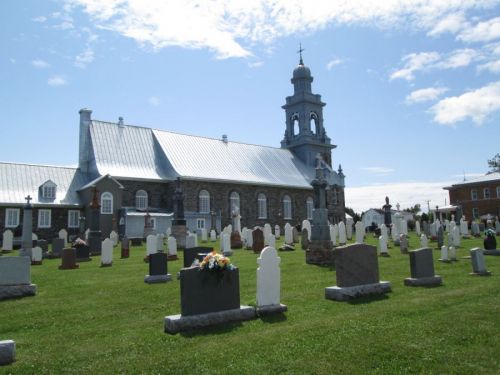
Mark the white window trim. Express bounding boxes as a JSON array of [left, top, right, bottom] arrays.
[[68, 210, 80, 228], [5, 208, 20, 228], [197, 218, 205, 230], [135, 190, 148, 210], [472, 207, 479, 219], [230, 192, 240, 213], [306, 197, 313, 220], [258, 194, 267, 219], [101, 192, 113, 214], [38, 209, 52, 228], [199, 190, 210, 214], [497, 186, 500, 198], [471, 189, 478, 201], [283, 195, 292, 220], [483, 188, 490, 199], [42, 184, 56, 199]]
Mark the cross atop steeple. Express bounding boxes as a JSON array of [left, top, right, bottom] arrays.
[[25, 195, 32, 205], [297, 43, 305, 65]]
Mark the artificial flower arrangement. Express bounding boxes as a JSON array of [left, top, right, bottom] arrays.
[[199, 251, 234, 272], [484, 228, 496, 238]]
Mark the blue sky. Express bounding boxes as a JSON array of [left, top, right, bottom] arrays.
[[1, 1, 499, 213]]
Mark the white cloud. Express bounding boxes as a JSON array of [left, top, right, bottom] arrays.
[[74, 48, 94, 68], [458, 16, 500, 43], [68, 1, 500, 59], [390, 52, 440, 81], [436, 48, 477, 69], [431, 81, 500, 125], [406, 87, 448, 104], [326, 58, 344, 70], [360, 167, 395, 175], [32, 16, 48, 23], [31, 59, 51, 69], [148, 96, 160, 106], [428, 12, 467, 36], [478, 59, 500, 73], [47, 75, 68, 86], [345, 181, 451, 214], [248, 61, 264, 68]]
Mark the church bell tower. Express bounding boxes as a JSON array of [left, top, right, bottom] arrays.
[[281, 49, 335, 168]]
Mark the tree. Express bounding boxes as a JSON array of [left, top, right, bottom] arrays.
[[344, 206, 361, 222], [487, 153, 500, 173], [403, 204, 421, 215]]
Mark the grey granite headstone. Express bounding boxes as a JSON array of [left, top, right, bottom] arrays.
[[404, 248, 442, 286], [145, 252, 171, 283], [325, 244, 391, 301], [183, 247, 213, 268], [437, 226, 444, 248], [0, 340, 16, 365], [301, 228, 309, 250], [51, 238, 65, 257], [0, 257, 37, 300], [292, 227, 299, 243], [399, 234, 408, 254], [470, 248, 491, 276]]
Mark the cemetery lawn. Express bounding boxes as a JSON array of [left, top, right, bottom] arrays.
[[1, 234, 500, 375]]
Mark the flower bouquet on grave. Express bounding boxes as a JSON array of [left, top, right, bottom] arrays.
[[199, 251, 235, 283]]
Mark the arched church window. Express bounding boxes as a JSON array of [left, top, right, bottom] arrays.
[[306, 197, 314, 220], [291, 113, 299, 136], [257, 193, 267, 219], [310, 112, 319, 134], [283, 195, 292, 220], [199, 190, 210, 213], [229, 191, 240, 214], [101, 192, 113, 214], [135, 190, 148, 210]]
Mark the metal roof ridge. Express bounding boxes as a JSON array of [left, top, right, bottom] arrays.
[[0, 161, 79, 170]]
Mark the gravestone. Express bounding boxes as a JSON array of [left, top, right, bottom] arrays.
[[355, 221, 364, 244], [230, 231, 242, 249], [392, 222, 400, 243], [101, 238, 113, 266], [201, 228, 208, 242], [449, 246, 457, 261], [437, 226, 444, 249], [246, 229, 253, 249], [378, 236, 388, 257], [399, 234, 408, 254], [168, 236, 178, 260], [380, 224, 388, 244], [185, 233, 197, 249], [338, 222, 347, 245], [146, 234, 157, 257], [222, 233, 233, 256], [31, 247, 43, 265], [0, 257, 37, 300], [302, 220, 311, 240], [470, 248, 491, 276], [165, 266, 255, 334], [445, 220, 450, 233], [346, 222, 353, 241], [264, 224, 272, 240], [0, 339, 16, 365], [252, 228, 265, 254], [439, 246, 450, 263], [400, 220, 408, 236], [2, 230, 13, 252], [75, 243, 91, 262], [471, 222, 480, 237], [404, 248, 442, 286], [460, 220, 469, 237], [284, 224, 293, 245], [183, 247, 213, 268], [265, 233, 276, 249], [429, 222, 437, 238], [484, 234, 497, 251], [447, 232, 453, 248], [88, 188, 102, 255], [301, 228, 309, 250], [274, 225, 281, 239], [256, 246, 287, 315], [109, 230, 119, 246], [325, 244, 391, 301], [420, 234, 428, 248], [59, 248, 79, 270], [85, 228, 90, 241], [58, 229, 68, 245], [423, 221, 430, 237], [51, 238, 65, 258], [210, 229, 217, 242], [330, 224, 338, 246], [121, 236, 130, 258], [145, 252, 171, 283], [415, 221, 421, 236], [37, 239, 48, 254], [452, 226, 460, 247], [292, 227, 299, 243]]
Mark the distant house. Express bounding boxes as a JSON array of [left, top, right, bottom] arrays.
[[361, 208, 413, 229], [444, 172, 500, 221]]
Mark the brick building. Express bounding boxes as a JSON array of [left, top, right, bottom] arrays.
[[0, 58, 346, 241], [444, 172, 500, 221]]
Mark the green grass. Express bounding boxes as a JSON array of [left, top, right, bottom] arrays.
[[1, 233, 499, 374]]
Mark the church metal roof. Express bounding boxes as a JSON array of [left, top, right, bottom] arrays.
[[152, 129, 314, 188], [0, 163, 87, 206], [444, 172, 500, 189]]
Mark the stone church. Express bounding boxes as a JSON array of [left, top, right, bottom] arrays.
[[0, 57, 346, 240]]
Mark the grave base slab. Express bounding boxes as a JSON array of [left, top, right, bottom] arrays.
[[144, 274, 172, 284], [470, 271, 492, 276], [483, 250, 500, 256], [164, 306, 256, 334], [404, 276, 442, 286], [325, 281, 391, 301], [256, 304, 288, 317], [0, 340, 15, 365], [0, 284, 37, 301]]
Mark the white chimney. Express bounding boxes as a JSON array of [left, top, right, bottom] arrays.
[[222, 134, 228, 143]]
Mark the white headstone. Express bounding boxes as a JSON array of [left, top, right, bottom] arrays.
[[186, 233, 197, 249], [346, 222, 353, 240], [201, 228, 208, 242], [415, 221, 421, 236], [470, 248, 488, 274], [400, 220, 408, 236], [302, 220, 312, 240], [2, 230, 13, 251], [264, 224, 272, 239], [101, 238, 113, 265], [496, 221, 500, 234], [420, 234, 428, 248], [85, 228, 90, 241], [167, 236, 177, 257], [338, 221, 347, 245], [58, 229, 68, 244], [274, 225, 281, 239], [246, 229, 254, 248], [440, 246, 449, 262], [452, 226, 461, 247], [210, 229, 217, 242], [284, 223, 293, 245], [32, 233, 38, 241], [265, 233, 276, 248], [156, 234, 164, 252], [221, 233, 232, 256], [445, 220, 450, 233], [430, 222, 437, 237], [166, 227, 172, 237], [109, 230, 119, 246], [391, 223, 399, 242], [380, 224, 388, 243], [460, 219, 468, 236], [146, 234, 157, 255], [379, 235, 388, 256], [449, 246, 456, 261], [256, 246, 281, 307], [31, 246, 42, 263], [355, 221, 364, 244], [330, 224, 338, 246]]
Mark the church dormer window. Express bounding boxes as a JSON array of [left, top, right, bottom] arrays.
[[135, 190, 148, 210], [40, 180, 57, 200]]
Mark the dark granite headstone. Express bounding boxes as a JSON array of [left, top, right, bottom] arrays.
[[409, 248, 435, 278], [252, 228, 264, 254], [75, 245, 91, 261], [59, 248, 79, 270], [484, 235, 497, 250], [180, 266, 240, 316], [51, 238, 65, 258], [37, 239, 48, 253], [301, 228, 309, 250], [334, 244, 379, 287], [230, 232, 243, 249], [149, 252, 168, 276], [437, 226, 444, 248], [183, 247, 213, 268], [292, 227, 299, 243], [121, 236, 130, 258]]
